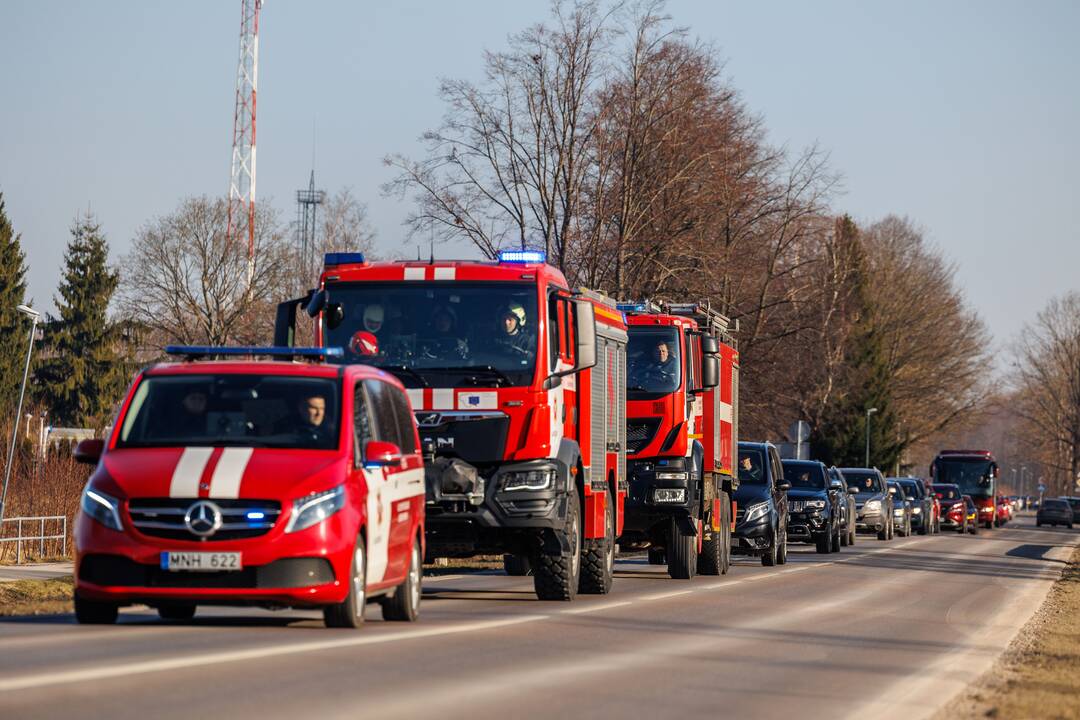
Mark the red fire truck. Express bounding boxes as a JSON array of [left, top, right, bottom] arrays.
[[930, 449, 999, 529], [276, 250, 627, 601], [617, 301, 739, 579]]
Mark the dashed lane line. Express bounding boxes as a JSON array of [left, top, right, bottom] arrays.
[[561, 600, 634, 615], [642, 589, 695, 601]]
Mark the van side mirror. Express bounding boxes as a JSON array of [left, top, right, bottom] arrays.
[[74, 439, 105, 465], [778, 481, 791, 492], [364, 440, 403, 468]]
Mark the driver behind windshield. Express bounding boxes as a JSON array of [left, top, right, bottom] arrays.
[[494, 302, 534, 360], [275, 392, 333, 446]]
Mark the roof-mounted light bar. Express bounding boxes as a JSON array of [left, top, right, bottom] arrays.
[[165, 346, 345, 361], [497, 249, 546, 264], [324, 252, 366, 267], [616, 300, 662, 314]]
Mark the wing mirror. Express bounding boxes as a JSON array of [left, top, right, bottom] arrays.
[[778, 481, 792, 492], [847, 486, 859, 494], [74, 439, 105, 465], [363, 440, 403, 468]]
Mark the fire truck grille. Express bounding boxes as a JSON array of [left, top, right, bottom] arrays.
[[129, 499, 282, 541], [626, 418, 661, 455]]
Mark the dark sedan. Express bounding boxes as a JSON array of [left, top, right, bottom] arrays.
[[888, 480, 913, 537], [894, 477, 936, 535], [1037, 498, 1074, 528]]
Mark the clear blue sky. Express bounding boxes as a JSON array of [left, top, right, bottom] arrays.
[[1, 1, 1077, 349]]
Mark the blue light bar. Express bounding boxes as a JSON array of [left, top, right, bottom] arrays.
[[616, 302, 649, 313], [324, 252, 366, 266], [165, 346, 345, 360], [497, 249, 546, 264]]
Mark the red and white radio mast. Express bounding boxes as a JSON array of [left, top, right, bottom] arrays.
[[227, 0, 262, 282]]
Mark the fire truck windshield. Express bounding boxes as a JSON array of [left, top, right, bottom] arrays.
[[934, 458, 994, 499], [117, 375, 341, 450], [626, 327, 681, 397], [323, 282, 538, 387]]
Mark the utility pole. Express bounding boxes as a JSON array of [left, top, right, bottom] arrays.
[[0, 305, 41, 525]]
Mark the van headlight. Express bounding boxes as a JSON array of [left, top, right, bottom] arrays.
[[863, 500, 881, 512], [286, 485, 346, 533], [744, 502, 768, 522], [502, 469, 556, 492], [81, 486, 123, 531]]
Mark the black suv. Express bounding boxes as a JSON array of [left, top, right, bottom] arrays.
[[734, 442, 789, 566], [840, 467, 894, 540], [781, 459, 842, 554]]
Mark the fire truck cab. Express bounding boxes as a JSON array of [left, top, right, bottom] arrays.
[[276, 251, 627, 601], [930, 449, 999, 530], [617, 301, 739, 579]]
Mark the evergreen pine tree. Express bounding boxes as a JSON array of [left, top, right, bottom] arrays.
[[812, 216, 904, 469], [36, 213, 128, 427], [0, 193, 30, 411]]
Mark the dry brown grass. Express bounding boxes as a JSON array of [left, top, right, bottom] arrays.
[[936, 546, 1080, 720], [0, 433, 88, 563], [0, 575, 73, 616]]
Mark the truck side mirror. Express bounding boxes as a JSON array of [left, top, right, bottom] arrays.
[[572, 299, 596, 372], [701, 355, 719, 389], [274, 293, 313, 347], [701, 335, 719, 355]]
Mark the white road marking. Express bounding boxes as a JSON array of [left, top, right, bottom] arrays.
[[642, 589, 694, 600], [0, 614, 550, 693], [561, 601, 633, 615]]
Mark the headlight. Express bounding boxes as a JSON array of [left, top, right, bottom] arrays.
[[502, 469, 556, 492], [805, 500, 826, 510], [912, 507, 922, 514], [652, 488, 686, 503], [893, 508, 905, 516], [81, 486, 123, 531], [286, 484, 345, 533], [744, 501, 768, 522], [864, 499, 881, 512], [655, 471, 688, 481], [981, 506, 994, 513]]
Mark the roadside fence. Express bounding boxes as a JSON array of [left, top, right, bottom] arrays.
[[0, 515, 68, 564]]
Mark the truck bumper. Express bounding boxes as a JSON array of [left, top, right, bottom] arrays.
[[620, 457, 698, 540]]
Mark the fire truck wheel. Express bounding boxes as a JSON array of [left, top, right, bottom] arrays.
[[667, 517, 698, 579], [503, 554, 533, 576], [324, 534, 367, 629], [74, 595, 118, 625], [533, 492, 582, 601], [697, 492, 731, 576], [647, 547, 666, 565], [382, 536, 422, 622], [157, 604, 196, 622], [580, 491, 615, 594]]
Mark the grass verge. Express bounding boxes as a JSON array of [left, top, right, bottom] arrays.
[[0, 575, 73, 616], [936, 545, 1080, 720]]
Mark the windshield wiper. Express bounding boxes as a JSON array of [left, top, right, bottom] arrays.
[[429, 365, 514, 387], [375, 364, 430, 388]]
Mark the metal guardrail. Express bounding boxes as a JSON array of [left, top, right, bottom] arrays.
[[0, 515, 67, 564]]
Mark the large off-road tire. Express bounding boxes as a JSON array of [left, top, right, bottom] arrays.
[[324, 534, 367, 629], [647, 547, 665, 565], [698, 492, 731, 576], [503, 553, 532, 576], [74, 595, 118, 625], [382, 536, 422, 621], [533, 492, 582, 601], [667, 516, 698, 579], [579, 491, 615, 594], [157, 604, 196, 622], [762, 526, 779, 567]]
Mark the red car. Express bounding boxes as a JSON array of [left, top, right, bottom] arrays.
[[932, 483, 969, 533], [73, 346, 425, 629], [996, 496, 1012, 526]]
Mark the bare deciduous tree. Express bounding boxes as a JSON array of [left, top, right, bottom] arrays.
[[118, 196, 291, 350]]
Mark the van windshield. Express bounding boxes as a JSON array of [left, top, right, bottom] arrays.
[[117, 374, 340, 450]]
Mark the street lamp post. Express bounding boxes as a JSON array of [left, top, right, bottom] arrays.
[[0, 304, 41, 525], [865, 407, 878, 467]]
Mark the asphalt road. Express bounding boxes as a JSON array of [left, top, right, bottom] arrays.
[[0, 515, 1075, 720]]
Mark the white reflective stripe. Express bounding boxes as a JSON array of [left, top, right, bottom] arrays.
[[432, 389, 454, 409], [433, 267, 455, 280], [404, 267, 425, 281], [406, 388, 424, 410], [364, 466, 391, 585], [719, 401, 733, 424], [169, 447, 213, 498], [208, 447, 254, 499]]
